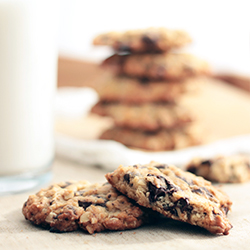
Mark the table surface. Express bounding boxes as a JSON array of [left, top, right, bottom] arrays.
[[1, 159, 250, 250], [1, 57, 250, 250]]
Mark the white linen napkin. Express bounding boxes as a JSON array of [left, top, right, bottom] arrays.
[[55, 133, 250, 171]]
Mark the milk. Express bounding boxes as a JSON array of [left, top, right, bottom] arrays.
[[0, 0, 58, 176]]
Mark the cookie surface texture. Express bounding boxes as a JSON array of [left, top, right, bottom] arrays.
[[105, 162, 232, 235], [94, 75, 198, 104], [102, 53, 210, 80], [22, 181, 148, 234], [99, 126, 200, 151], [186, 155, 250, 183], [91, 101, 193, 131], [93, 27, 192, 53]]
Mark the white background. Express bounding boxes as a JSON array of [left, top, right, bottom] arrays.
[[58, 0, 250, 75]]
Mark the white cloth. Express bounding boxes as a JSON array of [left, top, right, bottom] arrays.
[[55, 87, 250, 170]]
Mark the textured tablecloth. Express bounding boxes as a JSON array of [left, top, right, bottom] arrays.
[[1, 158, 250, 250]]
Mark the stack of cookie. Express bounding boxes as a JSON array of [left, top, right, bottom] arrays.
[[185, 154, 250, 183], [92, 27, 210, 151], [23, 161, 233, 235]]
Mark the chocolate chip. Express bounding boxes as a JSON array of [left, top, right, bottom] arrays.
[[141, 35, 159, 51], [117, 45, 131, 53], [107, 194, 112, 199], [176, 175, 193, 185], [49, 200, 54, 206], [139, 77, 150, 84], [192, 188, 203, 195], [163, 177, 178, 193], [191, 186, 213, 199], [169, 208, 178, 217], [142, 35, 156, 45], [49, 227, 63, 233], [221, 205, 229, 215], [201, 187, 214, 198], [78, 201, 93, 209], [148, 182, 166, 203], [201, 160, 212, 166], [212, 209, 221, 216], [124, 174, 130, 184], [147, 175, 177, 203], [54, 212, 63, 219], [164, 198, 193, 217], [187, 166, 197, 175], [97, 203, 106, 208], [78, 201, 106, 209], [155, 164, 168, 169], [176, 198, 190, 213], [144, 130, 157, 135]]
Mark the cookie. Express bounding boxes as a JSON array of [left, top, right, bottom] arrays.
[[93, 27, 192, 53], [95, 75, 199, 104], [102, 53, 210, 80], [105, 161, 233, 235], [91, 101, 194, 131], [99, 126, 200, 151], [22, 181, 150, 234], [185, 155, 250, 183]]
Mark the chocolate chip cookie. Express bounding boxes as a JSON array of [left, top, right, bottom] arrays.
[[102, 53, 210, 80], [22, 181, 149, 234], [105, 161, 233, 235], [93, 27, 192, 53], [99, 126, 200, 151], [91, 101, 193, 131], [185, 155, 250, 183], [95, 75, 199, 104]]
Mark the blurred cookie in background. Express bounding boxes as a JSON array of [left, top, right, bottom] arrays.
[[92, 27, 210, 151], [185, 154, 250, 183], [93, 27, 192, 53]]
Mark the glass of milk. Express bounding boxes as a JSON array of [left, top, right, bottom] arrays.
[[0, 0, 59, 195]]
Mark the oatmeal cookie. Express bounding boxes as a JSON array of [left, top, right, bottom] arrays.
[[91, 101, 193, 131], [105, 161, 233, 235], [95, 75, 199, 104], [93, 27, 192, 53], [102, 53, 210, 80], [99, 126, 200, 151], [22, 181, 149, 234], [185, 155, 250, 183]]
